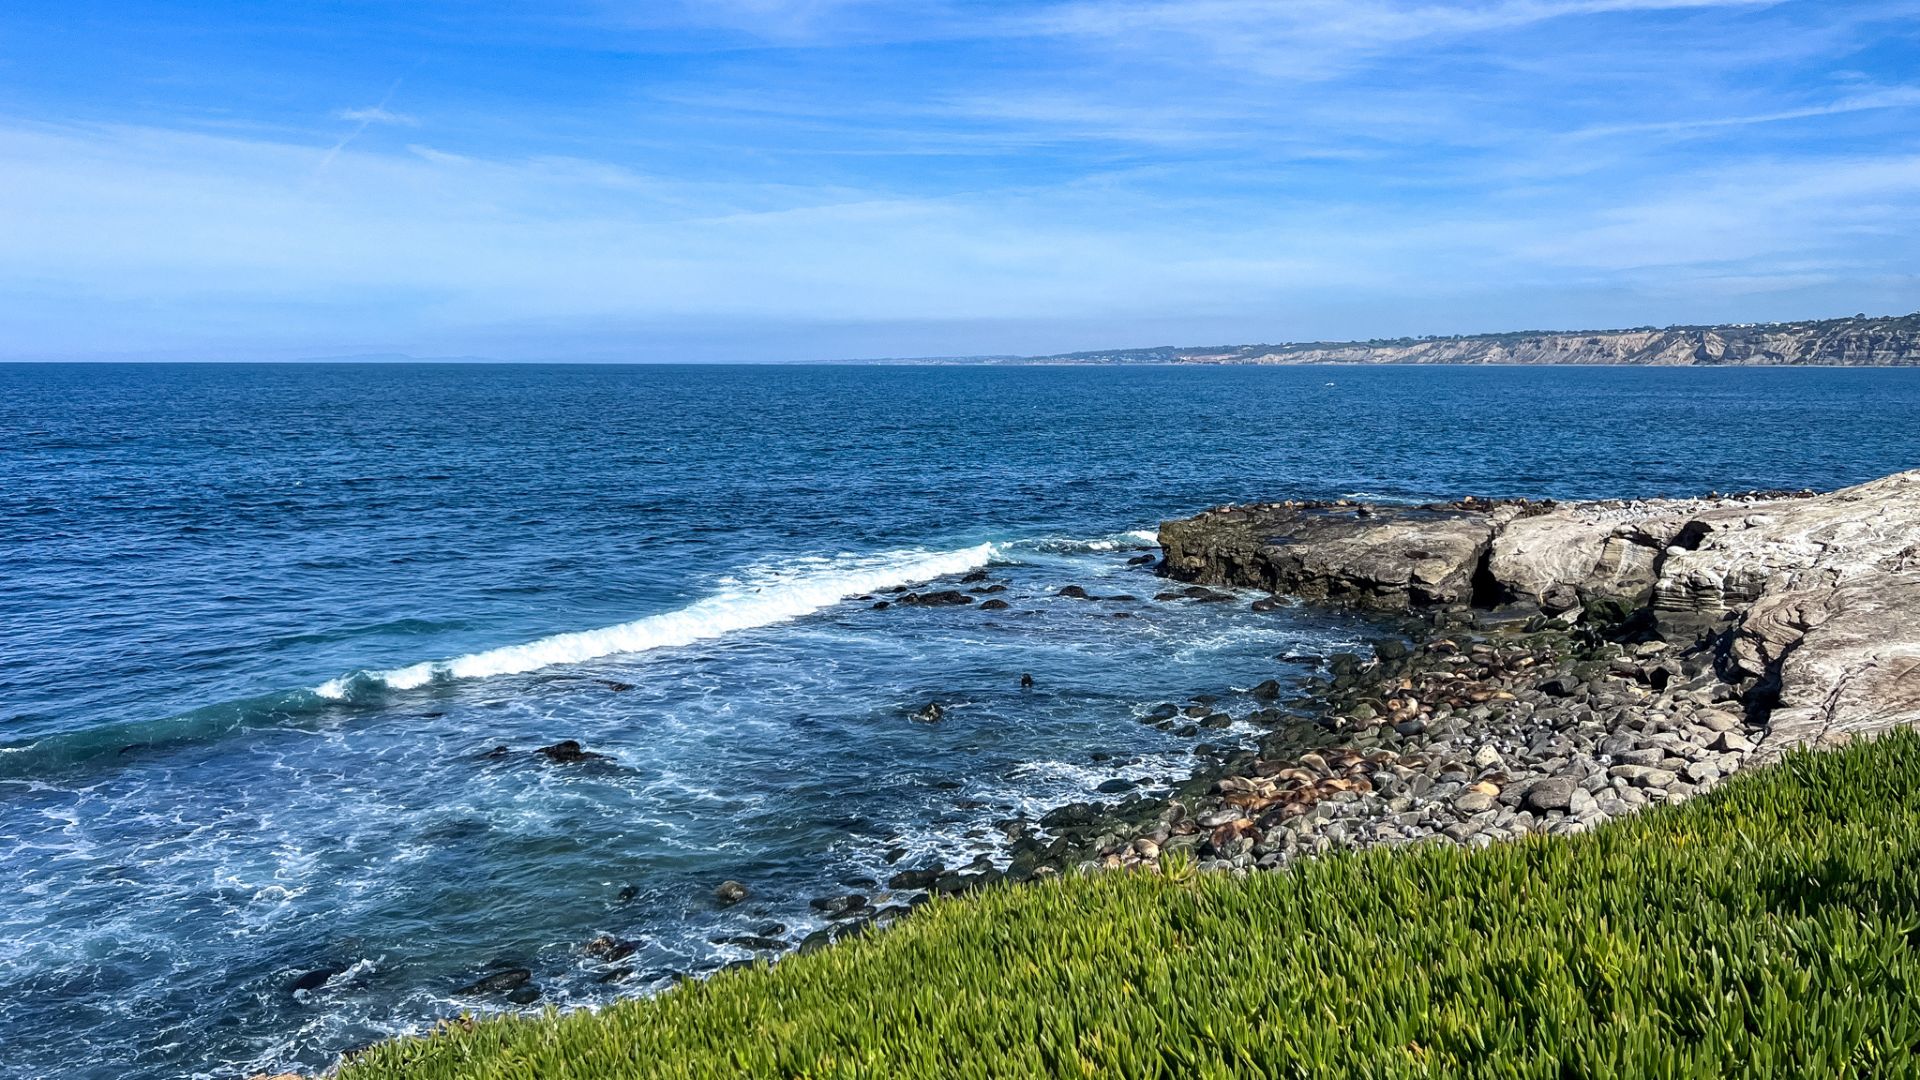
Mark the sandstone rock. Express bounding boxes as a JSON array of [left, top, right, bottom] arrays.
[[1713, 731, 1756, 753], [1158, 503, 1509, 610]]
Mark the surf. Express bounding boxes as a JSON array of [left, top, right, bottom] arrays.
[[315, 543, 998, 698]]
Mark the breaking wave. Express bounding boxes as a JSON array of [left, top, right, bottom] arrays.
[[315, 543, 998, 698]]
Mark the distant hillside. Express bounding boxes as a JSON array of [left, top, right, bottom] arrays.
[[994, 311, 1920, 366]]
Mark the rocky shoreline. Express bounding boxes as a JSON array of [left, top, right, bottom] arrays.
[[807, 468, 1920, 918], [300, 469, 1918, 1073]]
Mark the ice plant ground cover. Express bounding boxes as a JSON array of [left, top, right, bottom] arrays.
[[342, 729, 1920, 1079]]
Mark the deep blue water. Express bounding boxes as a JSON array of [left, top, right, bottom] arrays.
[[3, 362, 1917, 1079]]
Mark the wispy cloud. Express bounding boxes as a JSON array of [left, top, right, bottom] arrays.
[[1566, 85, 1920, 139], [0, 0, 1915, 358], [336, 105, 418, 126]]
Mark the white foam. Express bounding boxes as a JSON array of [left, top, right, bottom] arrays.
[[1003, 528, 1160, 555], [315, 543, 996, 699]]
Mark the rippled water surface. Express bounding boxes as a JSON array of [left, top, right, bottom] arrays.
[[3, 362, 1918, 1078]]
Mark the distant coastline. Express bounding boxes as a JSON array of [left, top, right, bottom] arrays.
[[855, 309, 1920, 367]]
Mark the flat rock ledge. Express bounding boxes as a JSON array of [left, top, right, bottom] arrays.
[[1158, 470, 1920, 760]]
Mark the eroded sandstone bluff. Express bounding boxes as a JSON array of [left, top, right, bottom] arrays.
[[1005, 310, 1920, 366]]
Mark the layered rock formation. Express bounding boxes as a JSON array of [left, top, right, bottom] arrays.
[[1007, 311, 1920, 367], [1160, 471, 1920, 756]]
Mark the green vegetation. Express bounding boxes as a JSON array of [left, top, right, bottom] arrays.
[[345, 732, 1920, 1078]]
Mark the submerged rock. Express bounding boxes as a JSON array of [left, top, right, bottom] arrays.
[[535, 740, 608, 764], [901, 590, 974, 606], [286, 967, 340, 995], [713, 880, 750, 906], [455, 968, 532, 997]]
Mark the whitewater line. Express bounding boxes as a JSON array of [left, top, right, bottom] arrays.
[[313, 543, 998, 699]]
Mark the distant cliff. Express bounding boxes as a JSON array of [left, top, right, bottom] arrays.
[[1008, 311, 1920, 366]]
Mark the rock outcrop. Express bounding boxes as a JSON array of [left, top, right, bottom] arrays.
[[1159, 470, 1920, 755], [1159, 501, 1518, 610]]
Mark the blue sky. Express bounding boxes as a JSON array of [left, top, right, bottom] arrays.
[[1, 0, 1916, 360]]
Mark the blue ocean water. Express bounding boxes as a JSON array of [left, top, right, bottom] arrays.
[[2, 362, 1917, 1078]]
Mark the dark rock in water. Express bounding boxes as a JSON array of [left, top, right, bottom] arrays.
[[961, 569, 990, 583], [505, 985, 542, 1005], [912, 701, 944, 723], [1096, 778, 1136, 794], [1020, 672, 1034, 687], [1153, 591, 1185, 601], [713, 880, 750, 906], [455, 968, 532, 997], [871, 600, 892, 610], [977, 584, 1008, 593], [1181, 586, 1216, 599], [1058, 585, 1091, 599], [597, 967, 635, 984], [1106, 594, 1138, 603], [535, 740, 608, 764], [1250, 679, 1282, 700], [287, 966, 341, 994], [888, 866, 942, 890], [756, 921, 788, 936], [840, 875, 880, 889], [720, 935, 788, 952], [1128, 553, 1157, 565], [1145, 703, 1180, 721], [1250, 595, 1285, 612], [809, 894, 869, 918], [980, 598, 1010, 610], [883, 846, 909, 864], [599, 680, 635, 692], [903, 590, 973, 606], [1041, 802, 1099, 828], [478, 745, 511, 759], [583, 935, 639, 962]]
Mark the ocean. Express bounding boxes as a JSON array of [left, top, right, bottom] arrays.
[[3, 362, 1917, 1078]]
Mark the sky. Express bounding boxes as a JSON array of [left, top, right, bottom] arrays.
[[1, 0, 1916, 361]]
